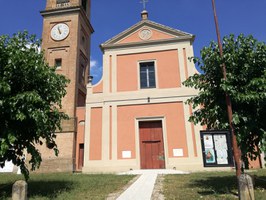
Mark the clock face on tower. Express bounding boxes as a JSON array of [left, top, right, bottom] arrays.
[[51, 23, 70, 41]]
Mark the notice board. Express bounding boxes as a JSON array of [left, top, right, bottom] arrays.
[[200, 130, 234, 167]]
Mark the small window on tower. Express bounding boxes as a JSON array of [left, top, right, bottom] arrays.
[[55, 58, 62, 69], [81, 36, 85, 45], [56, 0, 70, 7], [56, 0, 69, 4], [82, 0, 87, 11], [79, 64, 86, 84], [78, 90, 86, 106]]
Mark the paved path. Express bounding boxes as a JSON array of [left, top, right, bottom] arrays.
[[116, 170, 188, 200], [117, 172, 157, 200]]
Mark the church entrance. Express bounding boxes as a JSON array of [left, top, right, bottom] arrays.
[[139, 121, 165, 169]]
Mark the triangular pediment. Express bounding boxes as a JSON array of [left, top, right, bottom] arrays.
[[101, 20, 194, 51], [117, 26, 177, 44]]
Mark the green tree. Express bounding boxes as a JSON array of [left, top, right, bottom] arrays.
[[184, 34, 266, 166], [0, 32, 69, 180]]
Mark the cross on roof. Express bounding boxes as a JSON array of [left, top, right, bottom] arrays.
[[140, 0, 148, 10]]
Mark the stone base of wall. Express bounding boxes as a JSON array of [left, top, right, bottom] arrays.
[[33, 131, 76, 173], [82, 158, 235, 174], [34, 158, 74, 173]]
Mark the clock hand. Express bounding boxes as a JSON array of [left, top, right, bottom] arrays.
[[57, 26, 61, 34]]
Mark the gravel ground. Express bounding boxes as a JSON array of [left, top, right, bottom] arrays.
[[151, 175, 165, 200]]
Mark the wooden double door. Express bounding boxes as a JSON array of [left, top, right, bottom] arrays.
[[139, 121, 165, 169]]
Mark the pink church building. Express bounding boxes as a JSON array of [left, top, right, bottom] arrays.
[[80, 11, 206, 172]]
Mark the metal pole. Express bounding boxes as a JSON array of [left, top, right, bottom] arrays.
[[211, 0, 242, 177]]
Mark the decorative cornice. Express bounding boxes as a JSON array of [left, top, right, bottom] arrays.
[[100, 36, 194, 52], [40, 6, 80, 16], [86, 87, 198, 105]]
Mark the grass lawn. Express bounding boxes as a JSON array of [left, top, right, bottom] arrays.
[[163, 169, 266, 200], [0, 173, 135, 200]]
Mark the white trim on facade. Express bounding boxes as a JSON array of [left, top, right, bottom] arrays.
[[82, 18, 208, 173]]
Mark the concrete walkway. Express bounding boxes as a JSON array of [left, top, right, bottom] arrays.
[[116, 170, 189, 200]]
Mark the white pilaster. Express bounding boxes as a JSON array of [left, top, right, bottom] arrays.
[[186, 44, 197, 76], [112, 105, 118, 160], [193, 106, 203, 159], [112, 54, 117, 93], [103, 53, 110, 93], [102, 104, 110, 161], [83, 105, 91, 168], [178, 49, 186, 85], [183, 103, 194, 158]]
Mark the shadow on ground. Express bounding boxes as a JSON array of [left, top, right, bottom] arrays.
[[0, 180, 73, 199], [188, 175, 238, 197], [188, 175, 266, 198], [0, 183, 13, 200], [28, 180, 74, 198]]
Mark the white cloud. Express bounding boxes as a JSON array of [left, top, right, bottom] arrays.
[[90, 59, 98, 68], [89, 57, 102, 84]]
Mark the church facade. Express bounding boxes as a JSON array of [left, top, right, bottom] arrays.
[[81, 11, 205, 172], [26, 0, 262, 173]]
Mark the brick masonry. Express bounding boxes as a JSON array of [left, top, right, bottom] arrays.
[[37, 0, 92, 172]]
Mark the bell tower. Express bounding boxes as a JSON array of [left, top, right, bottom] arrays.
[[40, 0, 93, 172]]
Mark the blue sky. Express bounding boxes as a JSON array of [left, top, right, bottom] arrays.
[[0, 1, 265, 84]]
